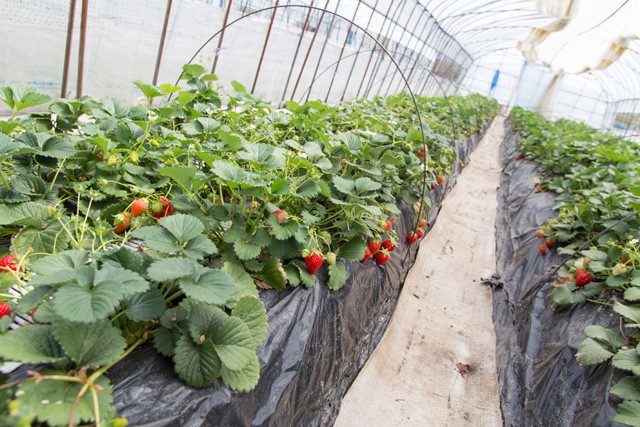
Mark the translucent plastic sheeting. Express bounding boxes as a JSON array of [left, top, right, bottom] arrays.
[[105, 126, 490, 427], [492, 124, 624, 427]]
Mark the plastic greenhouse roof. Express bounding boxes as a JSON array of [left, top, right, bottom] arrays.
[[423, 0, 640, 103]]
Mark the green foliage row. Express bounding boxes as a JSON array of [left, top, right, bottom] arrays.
[[0, 65, 497, 426], [510, 107, 640, 426]]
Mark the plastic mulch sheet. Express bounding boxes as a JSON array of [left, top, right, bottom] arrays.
[[493, 122, 623, 427], [106, 124, 491, 427]]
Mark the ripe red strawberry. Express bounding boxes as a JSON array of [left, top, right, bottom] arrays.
[[536, 230, 544, 239], [621, 257, 630, 265], [516, 154, 523, 161], [0, 303, 11, 319], [575, 272, 593, 286], [418, 150, 425, 158], [431, 183, 437, 190], [545, 240, 553, 249], [368, 241, 381, 253], [273, 209, 288, 224], [406, 232, 418, 244], [538, 245, 546, 255], [436, 176, 444, 184], [416, 230, 425, 239], [360, 248, 372, 263], [131, 199, 149, 217], [114, 212, 132, 234], [0, 255, 20, 272], [304, 251, 324, 275], [97, 153, 104, 160], [381, 239, 396, 252], [382, 219, 392, 231], [373, 249, 390, 266], [418, 219, 427, 228], [151, 197, 173, 219], [574, 268, 586, 278]]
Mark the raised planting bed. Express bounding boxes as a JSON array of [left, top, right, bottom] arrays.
[[0, 66, 498, 426]]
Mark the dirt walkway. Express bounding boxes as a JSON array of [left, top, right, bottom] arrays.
[[335, 117, 505, 426]]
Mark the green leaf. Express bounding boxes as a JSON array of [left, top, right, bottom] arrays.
[[222, 262, 259, 303], [14, 221, 72, 258], [187, 303, 228, 344], [230, 80, 247, 93], [178, 266, 233, 305], [256, 256, 286, 291], [337, 237, 366, 261], [212, 316, 255, 371], [133, 81, 163, 99], [268, 215, 299, 240], [548, 285, 586, 307], [615, 302, 640, 326], [147, 257, 198, 282], [332, 176, 355, 196], [173, 335, 221, 388], [30, 249, 89, 276], [581, 249, 608, 262], [96, 263, 149, 297], [615, 400, 640, 426], [0, 325, 66, 363], [159, 167, 201, 193], [297, 180, 321, 197], [159, 213, 204, 241], [271, 179, 291, 195], [0, 201, 48, 225], [328, 261, 348, 290], [292, 259, 316, 288], [584, 325, 627, 348], [232, 296, 267, 348], [99, 247, 150, 275], [220, 353, 260, 392], [40, 135, 74, 158], [183, 64, 207, 78], [54, 319, 126, 368], [17, 372, 114, 427], [183, 235, 219, 260], [353, 177, 381, 197], [626, 288, 640, 302], [233, 239, 263, 260], [178, 91, 197, 105], [154, 327, 177, 357], [125, 288, 166, 321], [52, 281, 122, 323], [612, 377, 640, 401], [576, 337, 614, 365], [613, 349, 640, 375]]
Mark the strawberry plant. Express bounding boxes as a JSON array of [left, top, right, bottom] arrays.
[[511, 107, 640, 425], [0, 66, 497, 424]]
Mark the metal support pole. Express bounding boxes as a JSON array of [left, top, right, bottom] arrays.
[[290, 0, 330, 101], [153, 0, 173, 86], [281, 0, 314, 103], [61, 0, 77, 98], [76, 0, 89, 98], [251, 0, 280, 94], [323, 0, 361, 103], [212, 0, 233, 74]]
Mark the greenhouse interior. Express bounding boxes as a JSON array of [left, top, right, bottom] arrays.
[[2, 0, 640, 425]]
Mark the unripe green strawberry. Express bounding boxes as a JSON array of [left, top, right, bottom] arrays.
[[301, 249, 311, 258], [129, 151, 140, 163], [326, 252, 337, 265], [107, 155, 118, 166]]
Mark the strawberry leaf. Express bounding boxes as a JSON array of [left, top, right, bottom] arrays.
[[173, 335, 221, 388], [612, 349, 640, 375], [337, 237, 366, 261], [17, 372, 115, 426], [222, 262, 259, 305], [611, 377, 640, 401], [233, 239, 263, 260], [220, 353, 260, 392], [154, 327, 178, 357], [0, 325, 66, 364], [232, 296, 268, 349], [576, 338, 615, 365], [53, 319, 126, 368], [212, 317, 255, 371], [147, 257, 198, 282], [13, 221, 72, 259], [96, 263, 149, 297], [159, 213, 204, 241], [52, 279, 123, 323], [177, 266, 233, 305], [187, 303, 228, 344], [615, 401, 640, 426], [255, 257, 286, 291], [328, 261, 348, 291], [268, 215, 299, 240], [125, 288, 166, 321], [614, 302, 640, 326]]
